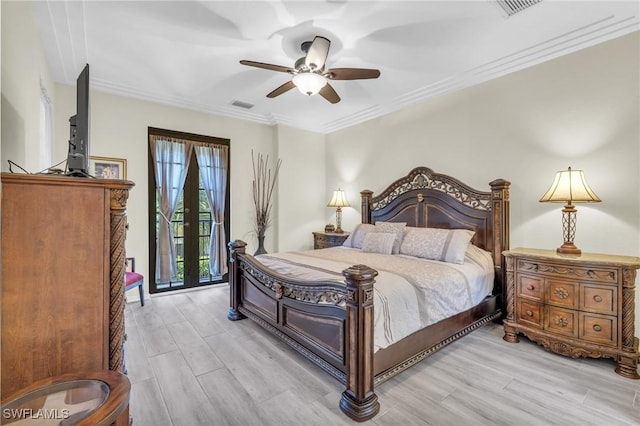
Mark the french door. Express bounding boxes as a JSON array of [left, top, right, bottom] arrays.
[[148, 128, 230, 293]]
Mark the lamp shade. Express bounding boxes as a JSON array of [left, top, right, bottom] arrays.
[[327, 189, 350, 208], [539, 167, 601, 204], [293, 72, 327, 96]]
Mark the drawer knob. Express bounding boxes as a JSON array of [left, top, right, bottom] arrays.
[[593, 295, 602, 303], [525, 310, 533, 317], [526, 285, 534, 291], [593, 324, 602, 332], [553, 287, 569, 299], [552, 316, 568, 327]]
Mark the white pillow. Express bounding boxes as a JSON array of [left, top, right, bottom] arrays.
[[342, 223, 375, 249], [361, 233, 396, 255], [374, 222, 406, 254], [399, 227, 475, 264]]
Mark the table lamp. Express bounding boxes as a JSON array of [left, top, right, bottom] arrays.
[[327, 189, 350, 234], [539, 166, 601, 255]]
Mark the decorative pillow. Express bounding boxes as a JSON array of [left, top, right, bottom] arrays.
[[342, 224, 375, 249], [374, 222, 406, 254], [361, 232, 396, 255], [400, 227, 475, 264]]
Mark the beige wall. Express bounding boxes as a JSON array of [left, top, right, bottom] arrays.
[[275, 125, 326, 251], [1, 1, 55, 173], [327, 32, 639, 258]]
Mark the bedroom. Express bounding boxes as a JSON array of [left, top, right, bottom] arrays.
[[1, 0, 639, 424]]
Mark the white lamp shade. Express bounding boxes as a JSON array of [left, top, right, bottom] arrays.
[[327, 189, 350, 208], [539, 167, 601, 203], [293, 72, 327, 96]]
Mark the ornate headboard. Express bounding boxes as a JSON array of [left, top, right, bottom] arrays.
[[360, 167, 510, 303]]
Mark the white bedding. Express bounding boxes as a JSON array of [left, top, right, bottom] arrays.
[[255, 245, 494, 352]]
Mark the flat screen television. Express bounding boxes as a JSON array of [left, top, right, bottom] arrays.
[[66, 64, 90, 176]]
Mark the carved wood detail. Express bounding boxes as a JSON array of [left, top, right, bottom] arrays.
[[518, 261, 617, 283], [109, 188, 130, 373], [523, 331, 608, 359], [370, 167, 492, 211], [341, 265, 379, 422], [504, 257, 515, 322], [240, 262, 347, 306], [621, 267, 637, 350]]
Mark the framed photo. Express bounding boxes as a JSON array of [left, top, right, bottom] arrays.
[[89, 156, 127, 179]]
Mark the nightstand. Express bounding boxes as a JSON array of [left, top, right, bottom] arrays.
[[502, 248, 640, 379], [313, 231, 350, 249]]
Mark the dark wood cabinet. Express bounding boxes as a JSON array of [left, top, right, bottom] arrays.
[[1, 173, 134, 397], [503, 248, 640, 379], [313, 231, 350, 249]]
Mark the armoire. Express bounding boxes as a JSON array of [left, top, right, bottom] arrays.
[[1, 173, 134, 398]]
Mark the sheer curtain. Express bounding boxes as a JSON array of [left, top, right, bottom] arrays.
[[195, 144, 229, 276], [150, 136, 193, 282]]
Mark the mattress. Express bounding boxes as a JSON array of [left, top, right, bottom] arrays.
[[255, 244, 494, 351]]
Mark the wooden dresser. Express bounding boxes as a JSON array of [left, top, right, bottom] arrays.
[[1, 173, 134, 397], [502, 248, 640, 378], [312, 231, 350, 249]]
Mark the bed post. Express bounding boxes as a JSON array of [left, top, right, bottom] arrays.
[[340, 264, 380, 422], [361, 190, 373, 224], [489, 179, 511, 314], [227, 240, 247, 321]]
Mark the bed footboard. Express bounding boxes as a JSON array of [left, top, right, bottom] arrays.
[[227, 240, 380, 422], [339, 264, 380, 421]]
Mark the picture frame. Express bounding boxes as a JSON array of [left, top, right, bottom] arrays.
[[89, 156, 127, 180]]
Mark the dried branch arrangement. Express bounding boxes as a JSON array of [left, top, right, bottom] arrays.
[[252, 150, 282, 236]]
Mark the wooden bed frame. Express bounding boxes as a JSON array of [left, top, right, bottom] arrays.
[[227, 167, 510, 421]]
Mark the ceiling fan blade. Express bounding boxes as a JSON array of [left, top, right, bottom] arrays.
[[319, 83, 340, 104], [240, 60, 293, 73], [305, 36, 330, 71], [266, 80, 296, 98], [327, 68, 381, 80]]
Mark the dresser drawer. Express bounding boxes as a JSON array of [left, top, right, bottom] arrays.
[[314, 233, 329, 248], [547, 279, 578, 309], [580, 284, 617, 316], [516, 274, 543, 301], [545, 306, 578, 338], [516, 259, 618, 284], [580, 312, 617, 347], [517, 300, 543, 328]]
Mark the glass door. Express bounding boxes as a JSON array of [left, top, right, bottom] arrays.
[[148, 129, 230, 293]]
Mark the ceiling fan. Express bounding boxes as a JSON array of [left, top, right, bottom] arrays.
[[240, 36, 380, 104]]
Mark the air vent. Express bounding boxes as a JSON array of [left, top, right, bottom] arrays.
[[231, 100, 254, 109], [496, 0, 543, 16]]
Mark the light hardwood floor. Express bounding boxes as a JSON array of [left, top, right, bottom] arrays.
[[124, 285, 640, 426]]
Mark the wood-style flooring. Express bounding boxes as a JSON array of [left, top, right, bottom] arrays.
[[124, 285, 640, 426]]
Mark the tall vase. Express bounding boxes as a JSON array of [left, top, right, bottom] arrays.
[[255, 234, 267, 255]]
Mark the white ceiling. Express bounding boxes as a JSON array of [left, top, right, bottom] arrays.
[[32, 1, 639, 134]]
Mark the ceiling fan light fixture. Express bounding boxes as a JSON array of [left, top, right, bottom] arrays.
[[240, 35, 379, 103], [292, 72, 327, 96]]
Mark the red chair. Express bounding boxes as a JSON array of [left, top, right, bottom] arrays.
[[125, 257, 145, 306]]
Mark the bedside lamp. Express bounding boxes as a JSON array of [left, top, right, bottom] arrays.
[[539, 166, 601, 255], [327, 189, 350, 234]]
